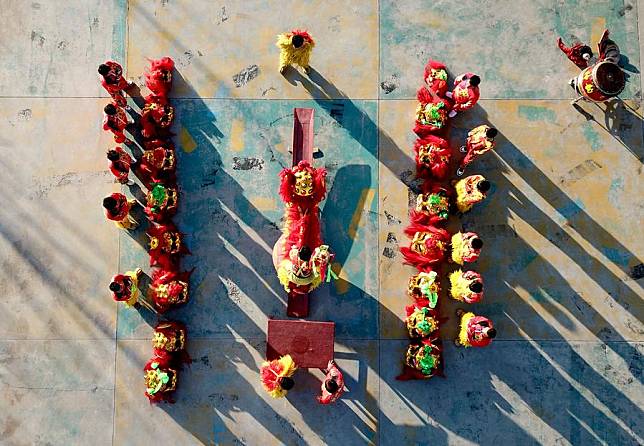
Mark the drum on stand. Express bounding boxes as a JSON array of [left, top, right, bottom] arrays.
[[576, 61, 625, 102]]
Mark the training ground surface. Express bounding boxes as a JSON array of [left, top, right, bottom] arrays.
[[0, 1, 642, 444]]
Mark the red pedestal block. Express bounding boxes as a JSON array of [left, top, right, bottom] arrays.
[[267, 319, 334, 369], [287, 291, 309, 318]]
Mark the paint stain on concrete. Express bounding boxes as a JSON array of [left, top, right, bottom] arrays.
[[381, 74, 399, 94], [17, 109, 32, 121], [559, 159, 602, 184], [518, 105, 557, 123], [30, 31, 45, 47], [30, 171, 113, 199], [217, 6, 228, 24], [232, 65, 260, 87], [382, 232, 398, 259], [384, 210, 401, 225], [617, 4, 633, 16], [476, 224, 518, 239], [629, 263, 644, 280], [232, 156, 264, 171], [178, 50, 194, 68], [582, 124, 603, 151]]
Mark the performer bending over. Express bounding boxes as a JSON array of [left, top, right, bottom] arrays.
[[317, 360, 345, 404], [260, 354, 297, 398], [456, 310, 496, 348]]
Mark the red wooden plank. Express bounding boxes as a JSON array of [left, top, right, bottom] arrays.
[[267, 319, 334, 368], [287, 291, 309, 318], [292, 108, 314, 166]]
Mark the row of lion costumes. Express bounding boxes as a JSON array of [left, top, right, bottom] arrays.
[[144, 321, 191, 403], [100, 58, 193, 402], [398, 58, 497, 381], [273, 160, 337, 297]]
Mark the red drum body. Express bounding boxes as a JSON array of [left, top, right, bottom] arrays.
[[576, 61, 625, 102]]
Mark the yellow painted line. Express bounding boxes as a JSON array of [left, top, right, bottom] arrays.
[[249, 196, 276, 211], [590, 17, 607, 48], [332, 261, 350, 295], [179, 127, 197, 153], [348, 188, 376, 239], [230, 118, 245, 152]]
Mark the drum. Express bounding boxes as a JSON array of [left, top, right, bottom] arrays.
[[576, 61, 625, 102]]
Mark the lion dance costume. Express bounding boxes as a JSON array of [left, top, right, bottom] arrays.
[[410, 185, 451, 226], [423, 60, 449, 97], [413, 135, 451, 180], [277, 30, 315, 73], [451, 231, 483, 265], [454, 175, 490, 213], [414, 87, 452, 137], [109, 268, 143, 307], [149, 269, 191, 313], [400, 224, 450, 270], [397, 338, 443, 380], [399, 57, 495, 379], [145, 57, 174, 98], [260, 354, 297, 398], [449, 269, 484, 304], [274, 161, 335, 295], [456, 311, 496, 348]]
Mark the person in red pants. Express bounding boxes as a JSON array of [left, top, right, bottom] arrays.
[[317, 360, 345, 404], [557, 37, 593, 69], [457, 125, 498, 176], [107, 147, 134, 185], [447, 73, 480, 117], [103, 103, 130, 144], [98, 61, 131, 107]]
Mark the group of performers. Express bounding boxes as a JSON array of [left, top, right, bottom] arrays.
[[100, 58, 191, 402], [260, 33, 345, 404], [260, 355, 345, 404], [398, 59, 497, 381]]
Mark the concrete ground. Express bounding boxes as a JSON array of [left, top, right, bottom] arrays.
[[0, 0, 642, 445]]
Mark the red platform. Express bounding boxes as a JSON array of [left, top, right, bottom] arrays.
[[292, 108, 314, 166], [266, 319, 334, 369]]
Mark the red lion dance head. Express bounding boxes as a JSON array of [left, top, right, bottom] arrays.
[[400, 223, 450, 270], [409, 184, 451, 227], [147, 222, 189, 269], [423, 59, 449, 97], [413, 135, 452, 180], [145, 57, 175, 98], [279, 160, 327, 207]]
